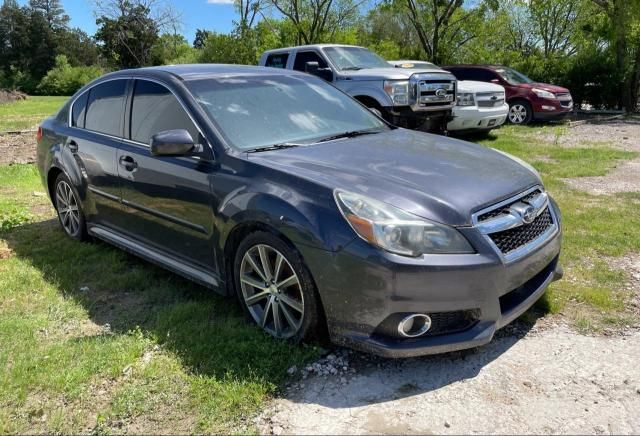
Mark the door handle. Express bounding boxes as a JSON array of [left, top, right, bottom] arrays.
[[119, 155, 138, 171], [67, 140, 78, 153]]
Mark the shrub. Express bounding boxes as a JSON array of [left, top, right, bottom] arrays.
[[37, 55, 103, 96]]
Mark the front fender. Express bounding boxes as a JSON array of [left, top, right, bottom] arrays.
[[337, 83, 393, 108], [218, 191, 354, 253]]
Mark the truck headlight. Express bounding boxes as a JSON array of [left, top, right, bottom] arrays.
[[335, 190, 475, 257], [532, 88, 556, 99], [457, 92, 475, 106], [383, 80, 410, 106]]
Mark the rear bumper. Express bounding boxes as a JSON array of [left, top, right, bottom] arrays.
[[299, 199, 563, 358], [448, 104, 509, 132]]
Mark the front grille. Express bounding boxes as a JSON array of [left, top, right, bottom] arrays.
[[489, 207, 553, 254], [478, 189, 542, 222], [417, 80, 455, 105], [555, 92, 572, 107], [476, 92, 505, 108]]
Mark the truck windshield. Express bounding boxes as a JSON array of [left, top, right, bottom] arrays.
[[187, 75, 388, 151], [496, 67, 534, 85], [324, 47, 391, 71]]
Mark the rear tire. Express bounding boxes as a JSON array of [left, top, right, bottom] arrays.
[[53, 172, 88, 241], [508, 100, 533, 125], [233, 231, 322, 343]]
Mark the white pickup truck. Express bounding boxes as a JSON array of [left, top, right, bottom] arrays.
[[259, 45, 458, 133], [389, 60, 509, 134]]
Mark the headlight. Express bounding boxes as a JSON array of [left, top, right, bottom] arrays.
[[532, 88, 556, 99], [383, 80, 410, 106], [492, 148, 542, 180], [456, 92, 475, 106], [334, 190, 475, 257]]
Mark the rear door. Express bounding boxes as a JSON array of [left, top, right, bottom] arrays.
[[65, 79, 129, 229], [116, 78, 216, 270]]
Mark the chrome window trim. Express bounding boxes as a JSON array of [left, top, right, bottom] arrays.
[[471, 186, 559, 263], [67, 75, 212, 160]]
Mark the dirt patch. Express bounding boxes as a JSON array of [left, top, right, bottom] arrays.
[[0, 132, 37, 165], [536, 119, 640, 152], [563, 158, 640, 195], [258, 325, 640, 435], [606, 254, 640, 318], [0, 89, 27, 104]]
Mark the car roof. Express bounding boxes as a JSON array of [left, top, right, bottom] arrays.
[[103, 63, 305, 81], [263, 44, 364, 54], [442, 64, 505, 70]]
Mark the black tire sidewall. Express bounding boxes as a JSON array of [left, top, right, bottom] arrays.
[[233, 231, 322, 344], [54, 172, 87, 241]]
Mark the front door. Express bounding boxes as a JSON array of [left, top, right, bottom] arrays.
[[116, 79, 216, 271]]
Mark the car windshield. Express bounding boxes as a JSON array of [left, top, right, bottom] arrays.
[[324, 47, 391, 71], [495, 67, 534, 85], [187, 75, 388, 151]]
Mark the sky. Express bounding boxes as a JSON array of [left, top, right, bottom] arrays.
[[18, 0, 239, 44]]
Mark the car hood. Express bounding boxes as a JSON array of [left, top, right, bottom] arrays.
[[247, 129, 540, 226], [457, 80, 505, 94], [518, 82, 570, 94], [341, 67, 455, 81]]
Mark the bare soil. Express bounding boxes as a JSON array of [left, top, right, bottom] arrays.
[[258, 325, 640, 435], [0, 132, 37, 165]]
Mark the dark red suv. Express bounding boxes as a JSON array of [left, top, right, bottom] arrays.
[[443, 65, 573, 125]]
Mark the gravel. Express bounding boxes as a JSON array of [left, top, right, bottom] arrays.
[[259, 325, 640, 435]]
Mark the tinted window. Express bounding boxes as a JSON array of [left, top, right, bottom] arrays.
[[85, 80, 127, 136], [187, 75, 387, 151], [130, 80, 199, 145], [71, 91, 88, 128], [265, 53, 289, 69], [293, 51, 328, 72]]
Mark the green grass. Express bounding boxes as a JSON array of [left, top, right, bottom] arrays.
[[1, 107, 639, 432], [477, 124, 639, 330], [0, 167, 320, 433], [0, 96, 67, 131]]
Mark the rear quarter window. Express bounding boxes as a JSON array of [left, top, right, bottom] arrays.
[[265, 53, 289, 69]]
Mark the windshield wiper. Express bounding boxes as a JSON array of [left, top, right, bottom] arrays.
[[341, 66, 362, 71], [245, 143, 302, 153], [315, 129, 382, 143]]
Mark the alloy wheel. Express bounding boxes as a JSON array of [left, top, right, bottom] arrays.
[[56, 180, 81, 236], [508, 104, 528, 124], [239, 244, 304, 338]]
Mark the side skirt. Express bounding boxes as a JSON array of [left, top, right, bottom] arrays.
[[88, 224, 226, 295]]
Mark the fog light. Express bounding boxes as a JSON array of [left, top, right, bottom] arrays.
[[397, 314, 432, 338], [541, 105, 555, 111]]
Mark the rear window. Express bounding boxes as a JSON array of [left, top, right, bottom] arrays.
[[85, 80, 127, 137], [265, 53, 289, 69], [71, 92, 88, 128]]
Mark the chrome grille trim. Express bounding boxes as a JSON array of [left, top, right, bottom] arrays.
[[472, 186, 559, 263]]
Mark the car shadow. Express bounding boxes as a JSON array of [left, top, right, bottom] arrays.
[[5, 218, 551, 407], [4, 218, 319, 383]]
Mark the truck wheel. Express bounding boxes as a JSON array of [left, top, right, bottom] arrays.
[[508, 101, 533, 125]]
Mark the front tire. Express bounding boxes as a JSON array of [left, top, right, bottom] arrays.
[[233, 231, 322, 343], [508, 100, 533, 125], [54, 172, 87, 241]]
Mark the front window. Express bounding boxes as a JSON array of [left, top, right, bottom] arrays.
[[324, 47, 391, 71], [495, 67, 534, 85], [187, 75, 388, 151]]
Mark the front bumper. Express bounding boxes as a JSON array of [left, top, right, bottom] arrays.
[[448, 103, 509, 132], [300, 199, 563, 358], [532, 99, 573, 120]]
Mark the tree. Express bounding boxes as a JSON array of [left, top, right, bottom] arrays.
[[193, 28, 210, 49], [95, 0, 161, 68], [398, 0, 492, 64], [268, 0, 365, 44], [28, 0, 69, 30]]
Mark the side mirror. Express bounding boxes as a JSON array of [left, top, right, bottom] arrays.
[[305, 61, 333, 81], [150, 129, 195, 156]]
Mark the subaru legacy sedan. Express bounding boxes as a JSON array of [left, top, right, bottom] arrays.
[[36, 65, 562, 357]]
